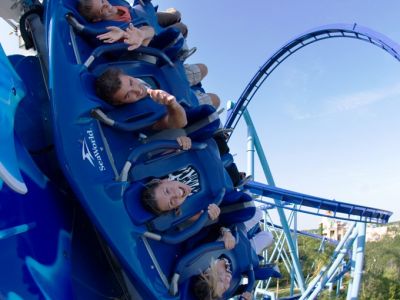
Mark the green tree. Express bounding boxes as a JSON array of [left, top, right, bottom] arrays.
[[360, 235, 400, 300]]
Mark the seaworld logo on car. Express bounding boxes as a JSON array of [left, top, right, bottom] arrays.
[[82, 129, 106, 172]]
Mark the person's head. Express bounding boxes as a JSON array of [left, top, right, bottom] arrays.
[[95, 68, 148, 105], [77, 0, 117, 22], [193, 258, 232, 300], [141, 179, 191, 215]]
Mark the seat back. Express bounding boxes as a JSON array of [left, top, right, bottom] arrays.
[[124, 138, 226, 231], [64, 0, 151, 39], [89, 61, 213, 139], [145, 105, 221, 148], [80, 71, 167, 131], [65, 0, 185, 63], [91, 56, 199, 105], [219, 191, 256, 225], [171, 225, 259, 298]]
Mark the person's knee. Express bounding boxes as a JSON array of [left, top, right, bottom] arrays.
[[252, 230, 274, 254], [165, 8, 182, 20], [197, 63, 208, 80], [208, 93, 220, 109], [260, 231, 274, 249], [173, 22, 188, 38]]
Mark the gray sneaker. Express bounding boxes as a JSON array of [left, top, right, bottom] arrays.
[[235, 175, 253, 189], [178, 47, 197, 61]]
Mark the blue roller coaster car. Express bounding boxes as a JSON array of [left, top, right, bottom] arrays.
[[0, 0, 394, 299]]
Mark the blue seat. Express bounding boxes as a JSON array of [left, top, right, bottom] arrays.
[[63, 0, 204, 109], [91, 56, 200, 107], [184, 104, 220, 140], [145, 105, 222, 149], [64, 0, 152, 37], [88, 62, 216, 141], [122, 141, 257, 245], [65, 0, 185, 62], [169, 224, 259, 299], [219, 191, 256, 225], [123, 138, 228, 244], [79, 71, 168, 133]]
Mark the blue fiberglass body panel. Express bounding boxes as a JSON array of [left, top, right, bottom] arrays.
[[0, 45, 27, 194], [46, 1, 187, 299], [0, 147, 136, 299], [0, 42, 138, 297]]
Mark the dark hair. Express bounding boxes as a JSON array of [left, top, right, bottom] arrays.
[[141, 179, 163, 215], [141, 179, 182, 216], [77, 0, 96, 22], [95, 67, 123, 105]]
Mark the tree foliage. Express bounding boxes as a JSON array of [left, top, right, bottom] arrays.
[[360, 235, 400, 300], [274, 230, 400, 299]]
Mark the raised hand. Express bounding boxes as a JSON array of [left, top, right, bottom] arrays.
[[124, 23, 145, 50], [97, 26, 125, 43], [147, 89, 177, 107]]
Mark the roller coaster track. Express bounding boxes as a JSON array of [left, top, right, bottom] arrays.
[[247, 181, 392, 223], [225, 23, 398, 297], [225, 23, 400, 131]]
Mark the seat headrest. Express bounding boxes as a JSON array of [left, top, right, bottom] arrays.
[[106, 97, 167, 131], [124, 180, 154, 226], [80, 72, 114, 110], [173, 226, 258, 298], [81, 70, 167, 131], [124, 139, 227, 232], [66, 0, 151, 39], [185, 104, 221, 141]]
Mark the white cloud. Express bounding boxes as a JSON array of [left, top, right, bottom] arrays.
[[286, 82, 400, 120], [326, 82, 400, 113]]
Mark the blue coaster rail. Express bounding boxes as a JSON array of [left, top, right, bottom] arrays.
[[225, 23, 400, 132], [247, 181, 392, 224], [223, 22, 398, 299]]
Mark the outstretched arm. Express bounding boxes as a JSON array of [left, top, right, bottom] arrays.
[[97, 26, 126, 43], [148, 89, 187, 130], [96, 24, 155, 50], [124, 24, 155, 50]]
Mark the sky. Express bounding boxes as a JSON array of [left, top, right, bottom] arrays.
[[1, 1, 400, 230], [154, 1, 400, 229]]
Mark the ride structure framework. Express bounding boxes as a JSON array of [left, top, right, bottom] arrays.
[[0, 1, 397, 297], [225, 23, 398, 299]]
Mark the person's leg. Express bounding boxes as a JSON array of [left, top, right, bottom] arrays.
[[235, 172, 252, 189], [168, 23, 188, 38], [156, 10, 188, 38], [184, 63, 207, 86], [194, 90, 220, 109], [244, 207, 263, 231], [213, 131, 230, 154], [225, 163, 242, 186], [250, 230, 274, 254], [156, 10, 181, 27], [207, 93, 220, 109]]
